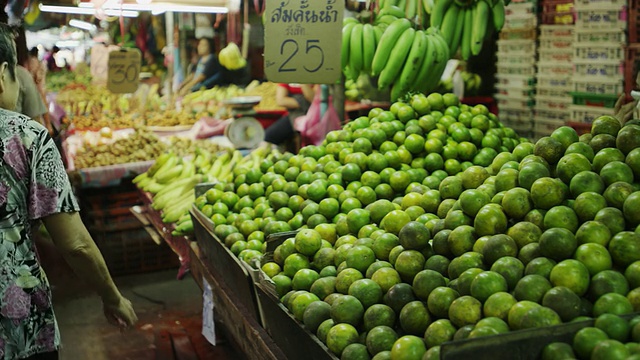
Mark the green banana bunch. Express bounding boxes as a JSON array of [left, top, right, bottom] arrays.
[[434, 0, 506, 60]]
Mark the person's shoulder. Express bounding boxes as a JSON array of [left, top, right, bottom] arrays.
[[0, 109, 47, 131]]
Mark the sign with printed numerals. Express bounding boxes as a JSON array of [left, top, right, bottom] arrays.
[[264, 0, 344, 84], [107, 48, 141, 94]]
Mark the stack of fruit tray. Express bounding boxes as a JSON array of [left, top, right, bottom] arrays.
[[567, 0, 626, 128], [190, 201, 262, 321], [534, 24, 574, 139], [494, 0, 538, 138]]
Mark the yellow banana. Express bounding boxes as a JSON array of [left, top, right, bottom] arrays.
[[397, 30, 428, 92], [377, 27, 416, 90], [341, 22, 356, 71], [449, 5, 465, 55], [362, 24, 376, 73], [431, 0, 455, 28], [371, 18, 412, 76], [460, 8, 472, 60], [440, 3, 460, 50], [493, 0, 506, 32], [349, 23, 364, 76], [471, 0, 490, 56]]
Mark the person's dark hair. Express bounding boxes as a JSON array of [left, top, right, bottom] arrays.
[[0, 23, 17, 81], [52, 45, 60, 53], [29, 46, 38, 57], [14, 26, 27, 66]]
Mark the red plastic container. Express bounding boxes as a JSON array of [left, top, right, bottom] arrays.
[[630, 0, 640, 43], [541, 11, 575, 24], [541, 0, 574, 14]]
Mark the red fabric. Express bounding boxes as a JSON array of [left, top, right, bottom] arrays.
[[278, 83, 304, 95]]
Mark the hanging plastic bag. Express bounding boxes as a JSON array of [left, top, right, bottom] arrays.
[[293, 91, 321, 134], [303, 95, 341, 146]]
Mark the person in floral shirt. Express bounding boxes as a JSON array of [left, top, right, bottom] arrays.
[[0, 24, 137, 359]]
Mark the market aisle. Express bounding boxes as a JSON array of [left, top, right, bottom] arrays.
[[37, 236, 239, 360]]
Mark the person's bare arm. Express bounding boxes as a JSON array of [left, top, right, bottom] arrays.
[[301, 84, 316, 103], [42, 212, 137, 327], [276, 86, 300, 109]]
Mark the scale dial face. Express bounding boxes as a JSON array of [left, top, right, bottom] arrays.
[[225, 117, 265, 149]]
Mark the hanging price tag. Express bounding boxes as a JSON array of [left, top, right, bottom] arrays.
[[107, 48, 141, 94], [264, 0, 344, 84]]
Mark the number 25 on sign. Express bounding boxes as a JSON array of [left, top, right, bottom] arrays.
[[264, 0, 344, 84], [108, 49, 141, 94]]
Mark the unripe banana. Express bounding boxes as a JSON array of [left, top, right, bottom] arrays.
[[440, 3, 460, 50], [373, 26, 384, 45], [341, 22, 356, 70], [405, 0, 418, 19], [378, 5, 406, 18], [362, 24, 376, 72], [413, 30, 436, 92], [461, 8, 473, 60], [349, 23, 364, 75], [397, 30, 428, 92], [431, 0, 455, 28], [471, 0, 490, 56], [371, 18, 412, 76], [449, 5, 465, 55], [424, 30, 450, 93], [397, 0, 407, 10], [423, 0, 434, 14], [377, 27, 416, 90], [343, 17, 359, 25], [375, 15, 399, 26], [493, 0, 506, 32]]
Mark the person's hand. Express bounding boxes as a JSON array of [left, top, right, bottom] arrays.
[[103, 295, 138, 330], [615, 94, 636, 125]]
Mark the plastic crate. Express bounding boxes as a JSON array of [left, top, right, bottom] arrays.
[[497, 63, 537, 76], [539, 37, 573, 50], [574, 28, 626, 43], [539, 24, 575, 38], [495, 85, 536, 99], [499, 28, 538, 40], [537, 74, 573, 89], [537, 62, 574, 76], [535, 106, 572, 122], [501, 109, 534, 122], [570, 104, 616, 123], [496, 95, 535, 111], [542, 0, 574, 13], [538, 48, 573, 62], [535, 95, 573, 111], [574, 0, 627, 7], [575, 7, 628, 29], [574, 59, 624, 78], [495, 74, 536, 88], [574, 43, 624, 61], [94, 228, 180, 276], [537, 86, 572, 98], [496, 39, 538, 54], [506, 2, 537, 16], [497, 52, 537, 66], [541, 11, 575, 24], [572, 76, 624, 95], [534, 118, 565, 136], [570, 92, 619, 108], [504, 14, 539, 29], [624, 45, 640, 100]]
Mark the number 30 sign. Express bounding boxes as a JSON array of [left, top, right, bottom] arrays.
[[264, 0, 344, 84], [107, 48, 141, 94]]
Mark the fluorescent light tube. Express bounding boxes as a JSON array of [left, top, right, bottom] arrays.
[[39, 4, 139, 17]]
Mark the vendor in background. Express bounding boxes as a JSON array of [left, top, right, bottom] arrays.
[[615, 66, 640, 125], [25, 47, 46, 102], [14, 25, 51, 134], [264, 83, 316, 145], [176, 37, 220, 97], [44, 46, 61, 72]]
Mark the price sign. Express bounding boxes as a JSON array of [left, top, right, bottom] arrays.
[[264, 0, 344, 84], [107, 48, 142, 94], [90, 44, 119, 85]]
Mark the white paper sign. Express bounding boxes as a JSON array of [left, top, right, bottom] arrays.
[[202, 277, 216, 346]]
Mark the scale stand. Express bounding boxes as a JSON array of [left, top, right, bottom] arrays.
[[222, 96, 265, 149]]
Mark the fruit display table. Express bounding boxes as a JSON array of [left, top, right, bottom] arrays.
[[133, 189, 193, 280], [188, 242, 286, 360]]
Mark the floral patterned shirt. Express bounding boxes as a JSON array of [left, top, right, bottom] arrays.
[[0, 109, 79, 359]]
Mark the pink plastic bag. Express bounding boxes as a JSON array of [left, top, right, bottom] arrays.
[[304, 97, 341, 146], [293, 91, 321, 134]]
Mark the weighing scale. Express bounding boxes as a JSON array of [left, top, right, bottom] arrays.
[[222, 96, 265, 149]]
